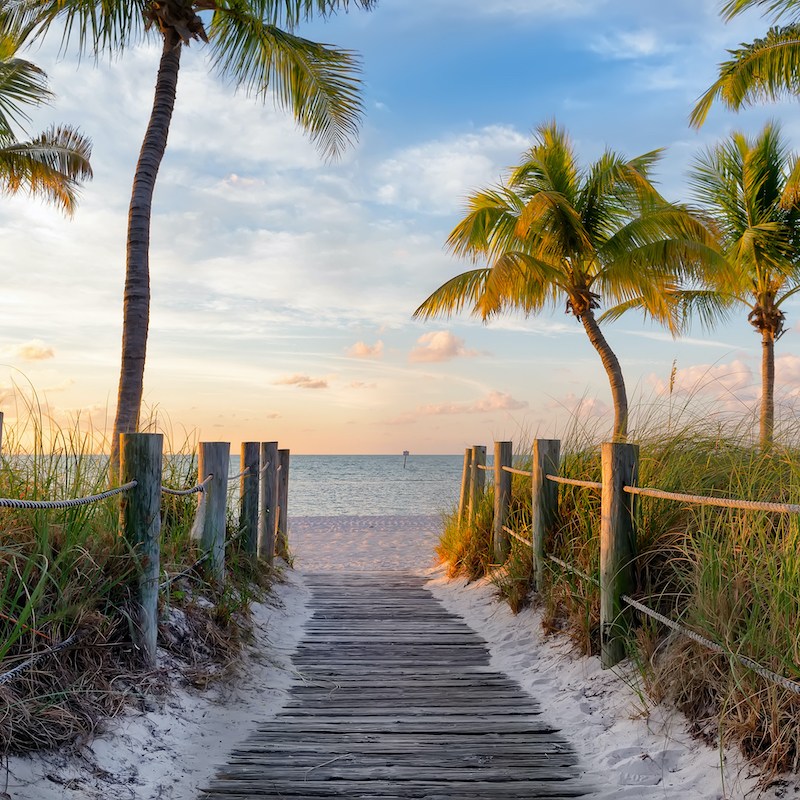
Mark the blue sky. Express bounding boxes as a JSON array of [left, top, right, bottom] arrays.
[[2, 0, 798, 453]]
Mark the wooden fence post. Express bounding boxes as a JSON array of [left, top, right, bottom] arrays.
[[468, 445, 486, 525], [532, 439, 561, 591], [198, 441, 230, 584], [276, 448, 290, 559], [239, 442, 259, 556], [258, 441, 278, 563], [600, 441, 639, 668], [493, 441, 513, 562], [0, 410, 4, 455], [457, 448, 472, 525], [119, 432, 163, 668]]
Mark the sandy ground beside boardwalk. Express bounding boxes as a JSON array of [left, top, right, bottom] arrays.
[[4, 513, 796, 799]]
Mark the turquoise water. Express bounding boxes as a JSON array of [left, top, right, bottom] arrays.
[[287, 455, 462, 517]]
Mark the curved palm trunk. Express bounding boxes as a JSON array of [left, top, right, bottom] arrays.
[[760, 328, 775, 450], [580, 309, 629, 442], [110, 34, 182, 470]]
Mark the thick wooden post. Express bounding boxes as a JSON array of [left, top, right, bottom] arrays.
[[239, 442, 259, 556], [276, 448, 290, 559], [0, 410, 4, 454], [600, 441, 639, 668], [532, 439, 560, 591], [119, 432, 163, 667], [493, 441, 513, 562], [457, 448, 472, 524], [468, 445, 486, 525], [258, 441, 278, 563], [198, 441, 230, 584]]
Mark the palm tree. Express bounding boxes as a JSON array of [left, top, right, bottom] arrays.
[[687, 122, 800, 448], [4, 0, 373, 467], [690, 1, 800, 127], [414, 122, 720, 442], [0, 28, 92, 213]]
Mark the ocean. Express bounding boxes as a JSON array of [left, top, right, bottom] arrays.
[[286, 454, 463, 517]]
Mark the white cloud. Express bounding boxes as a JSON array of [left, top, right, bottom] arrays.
[[590, 29, 670, 60], [409, 331, 478, 363], [348, 340, 384, 359], [374, 125, 528, 216]]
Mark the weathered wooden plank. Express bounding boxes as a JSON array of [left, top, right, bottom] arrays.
[[199, 571, 590, 799]]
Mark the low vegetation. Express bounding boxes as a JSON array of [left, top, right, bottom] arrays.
[[439, 408, 800, 784], [0, 405, 278, 754]]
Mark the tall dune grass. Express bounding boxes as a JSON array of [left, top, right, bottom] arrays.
[[438, 406, 800, 781], [0, 400, 276, 754]]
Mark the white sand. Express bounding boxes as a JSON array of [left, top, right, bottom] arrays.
[[5, 514, 795, 799]]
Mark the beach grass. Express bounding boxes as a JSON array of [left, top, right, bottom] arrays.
[[0, 400, 275, 754], [437, 406, 800, 781]]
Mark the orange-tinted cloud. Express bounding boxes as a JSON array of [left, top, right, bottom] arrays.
[[409, 331, 477, 363], [274, 374, 329, 390], [348, 340, 384, 359], [16, 340, 54, 361]]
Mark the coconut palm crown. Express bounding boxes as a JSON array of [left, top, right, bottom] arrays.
[[686, 122, 800, 447], [4, 0, 374, 468], [0, 27, 92, 213], [415, 122, 720, 442], [691, 1, 800, 127]]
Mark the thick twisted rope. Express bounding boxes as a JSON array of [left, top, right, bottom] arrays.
[[0, 482, 137, 510], [624, 485, 800, 515], [502, 466, 533, 477], [161, 474, 212, 497], [546, 474, 602, 490], [227, 468, 250, 482], [621, 594, 800, 695], [0, 630, 86, 687]]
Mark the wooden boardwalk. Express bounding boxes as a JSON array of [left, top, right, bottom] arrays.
[[201, 572, 591, 799]]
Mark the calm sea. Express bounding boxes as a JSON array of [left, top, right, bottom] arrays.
[[285, 455, 462, 517]]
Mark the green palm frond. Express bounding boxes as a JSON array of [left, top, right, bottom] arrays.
[[690, 25, 800, 127], [0, 30, 52, 134], [0, 123, 93, 213], [208, 11, 364, 159], [721, 0, 800, 23], [414, 268, 494, 320], [516, 189, 593, 257], [510, 121, 580, 203], [446, 187, 526, 261]]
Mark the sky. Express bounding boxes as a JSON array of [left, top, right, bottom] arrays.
[[2, 0, 800, 454]]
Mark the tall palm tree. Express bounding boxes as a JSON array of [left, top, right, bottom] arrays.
[[687, 122, 800, 448], [414, 122, 720, 442], [4, 0, 373, 466], [690, 1, 800, 127], [0, 28, 92, 213]]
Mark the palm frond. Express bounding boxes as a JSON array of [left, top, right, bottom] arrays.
[[0, 29, 52, 135], [208, 11, 363, 159], [0, 123, 93, 213], [414, 268, 494, 320], [690, 25, 800, 127], [721, 0, 800, 23]]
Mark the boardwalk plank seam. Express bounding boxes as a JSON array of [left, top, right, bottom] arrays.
[[200, 572, 590, 799]]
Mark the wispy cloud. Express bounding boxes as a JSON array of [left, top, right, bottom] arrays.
[[409, 331, 478, 363], [274, 374, 329, 390], [590, 29, 670, 60]]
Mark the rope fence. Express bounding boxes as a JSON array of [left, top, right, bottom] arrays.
[[0, 630, 86, 687], [0, 481, 137, 510], [0, 435, 291, 674], [460, 437, 800, 694]]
